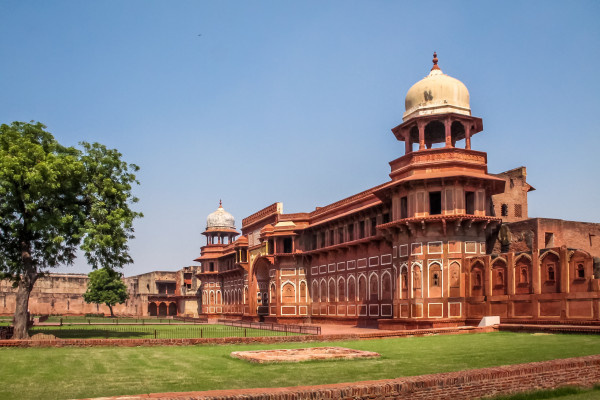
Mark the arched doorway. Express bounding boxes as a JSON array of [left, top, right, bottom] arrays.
[[168, 302, 177, 316], [148, 303, 157, 316], [253, 258, 270, 318], [158, 302, 167, 316]]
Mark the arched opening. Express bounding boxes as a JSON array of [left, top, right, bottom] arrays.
[[158, 302, 167, 317], [409, 125, 419, 151], [328, 279, 336, 302], [369, 273, 379, 301], [358, 275, 367, 301], [429, 263, 442, 298], [281, 282, 294, 303], [381, 273, 392, 300], [320, 280, 327, 302], [253, 259, 270, 316], [148, 303, 157, 316], [492, 259, 507, 296], [400, 267, 409, 299], [424, 120, 445, 148], [577, 263, 585, 278], [412, 265, 422, 298], [347, 276, 356, 302], [449, 262, 461, 297], [299, 281, 307, 303], [312, 280, 319, 302], [515, 256, 532, 294], [338, 278, 346, 302], [451, 120, 465, 147], [470, 262, 484, 297], [168, 302, 177, 316]]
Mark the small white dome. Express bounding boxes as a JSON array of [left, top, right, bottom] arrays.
[[206, 201, 235, 230], [403, 52, 471, 121]]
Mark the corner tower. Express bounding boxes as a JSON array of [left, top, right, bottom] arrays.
[[376, 53, 505, 327]]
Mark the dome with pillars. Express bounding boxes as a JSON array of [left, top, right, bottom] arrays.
[[403, 52, 471, 122]]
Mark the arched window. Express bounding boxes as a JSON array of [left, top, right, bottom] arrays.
[[520, 268, 528, 283], [320, 280, 327, 302], [577, 263, 585, 278], [547, 266, 555, 281], [432, 272, 440, 287]]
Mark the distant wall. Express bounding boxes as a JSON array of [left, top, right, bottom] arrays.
[[491, 218, 600, 257], [0, 274, 140, 316]]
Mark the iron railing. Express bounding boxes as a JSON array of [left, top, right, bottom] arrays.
[[28, 324, 306, 339], [217, 319, 321, 335]]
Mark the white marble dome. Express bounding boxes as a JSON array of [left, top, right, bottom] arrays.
[[403, 52, 471, 121], [206, 201, 235, 230]]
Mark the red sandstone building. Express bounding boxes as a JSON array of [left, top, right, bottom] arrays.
[[195, 54, 600, 328], [1, 54, 599, 326]]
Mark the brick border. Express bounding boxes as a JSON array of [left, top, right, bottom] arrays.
[[86, 354, 600, 400]]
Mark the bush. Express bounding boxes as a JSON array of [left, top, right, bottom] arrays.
[[84, 313, 105, 318]]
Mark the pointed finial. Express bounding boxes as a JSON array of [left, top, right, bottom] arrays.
[[219, 199, 222, 208], [431, 51, 440, 71]]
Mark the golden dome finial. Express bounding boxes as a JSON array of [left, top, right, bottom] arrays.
[[431, 51, 440, 71]]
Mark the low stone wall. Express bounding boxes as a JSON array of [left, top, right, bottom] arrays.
[[0, 326, 492, 348], [91, 355, 600, 400]]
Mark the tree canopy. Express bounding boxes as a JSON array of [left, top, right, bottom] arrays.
[[0, 121, 142, 338], [83, 267, 129, 317]]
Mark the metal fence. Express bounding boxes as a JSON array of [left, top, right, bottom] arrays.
[[51, 317, 191, 325], [172, 316, 209, 324], [217, 319, 321, 335], [28, 324, 307, 339]]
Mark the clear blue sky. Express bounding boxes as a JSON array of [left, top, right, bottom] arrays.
[[1, 1, 599, 276]]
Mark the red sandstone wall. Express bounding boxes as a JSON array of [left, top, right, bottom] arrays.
[[491, 218, 600, 258]]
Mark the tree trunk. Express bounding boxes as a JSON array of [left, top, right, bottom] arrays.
[[108, 304, 115, 318], [13, 241, 38, 340], [13, 273, 36, 339]]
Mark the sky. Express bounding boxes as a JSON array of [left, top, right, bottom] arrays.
[[1, 1, 599, 276]]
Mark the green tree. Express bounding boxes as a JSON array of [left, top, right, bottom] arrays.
[[83, 267, 129, 317], [0, 121, 142, 339]]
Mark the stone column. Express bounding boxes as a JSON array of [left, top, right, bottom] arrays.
[[418, 121, 425, 150], [465, 123, 472, 150], [445, 118, 452, 148]]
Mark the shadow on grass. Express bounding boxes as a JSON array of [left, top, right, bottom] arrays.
[[491, 385, 600, 400]]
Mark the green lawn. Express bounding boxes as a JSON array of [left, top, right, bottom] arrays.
[[28, 323, 301, 339], [1, 332, 600, 400]]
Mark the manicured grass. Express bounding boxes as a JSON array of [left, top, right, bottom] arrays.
[[1, 332, 600, 400], [28, 324, 301, 339]]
